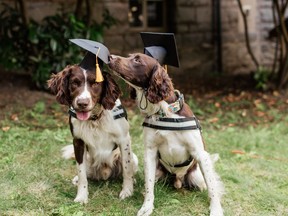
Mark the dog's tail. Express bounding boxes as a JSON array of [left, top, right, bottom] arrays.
[[61, 144, 75, 160]]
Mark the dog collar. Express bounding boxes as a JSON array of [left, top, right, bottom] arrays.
[[167, 90, 184, 113], [142, 116, 202, 131], [156, 90, 184, 117]]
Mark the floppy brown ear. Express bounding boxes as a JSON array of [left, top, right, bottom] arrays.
[[100, 72, 121, 109], [47, 66, 72, 105], [146, 64, 174, 104]]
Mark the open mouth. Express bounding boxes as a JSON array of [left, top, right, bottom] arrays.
[[75, 110, 92, 121]]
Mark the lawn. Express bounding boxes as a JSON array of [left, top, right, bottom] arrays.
[[0, 90, 288, 216]]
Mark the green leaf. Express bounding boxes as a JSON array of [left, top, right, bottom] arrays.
[[50, 38, 57, 52]]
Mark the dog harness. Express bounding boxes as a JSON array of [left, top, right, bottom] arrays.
[[142, 90, 201, 170], [159, 155, 196, 176], [142, 90, 202, 131], [69, 99, 127, 121], [143, 116, 201, 131]]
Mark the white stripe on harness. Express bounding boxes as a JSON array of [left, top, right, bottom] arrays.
[[142, 116, 201, 131]]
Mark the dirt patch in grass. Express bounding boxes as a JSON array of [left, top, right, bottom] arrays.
[[1, 70, 288, 125]]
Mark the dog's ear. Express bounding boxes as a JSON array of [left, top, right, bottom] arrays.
[[47, 66, 72, 105], [100, 72, 121, 109], [146, 64, 174, 104]]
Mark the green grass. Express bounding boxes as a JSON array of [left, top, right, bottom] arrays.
[[0, 97, 288, 216]]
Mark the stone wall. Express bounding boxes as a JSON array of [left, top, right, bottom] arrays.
[[175, 0, 276, 76], [103, 1, 142, 55], [175, 0, 214, 76], [0, 0, 277, 76]]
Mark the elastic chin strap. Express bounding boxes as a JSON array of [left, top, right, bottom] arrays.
[[139, 88, 148, 110], [139, 62, 159, 111]]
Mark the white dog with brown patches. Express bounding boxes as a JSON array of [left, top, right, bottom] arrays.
[[48, 65, 138, 204], [109, 53, 224, 216]]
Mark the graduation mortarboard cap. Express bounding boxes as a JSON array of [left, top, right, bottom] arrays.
[[140, 32, 180, 68], [69, 39, 110, 82]]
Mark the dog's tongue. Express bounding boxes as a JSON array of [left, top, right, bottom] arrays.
[[76, 111, 90, 121]]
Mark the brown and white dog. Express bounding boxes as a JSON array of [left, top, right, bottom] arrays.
[[47, 65, 138, 204], [109, 53, 224, 216]]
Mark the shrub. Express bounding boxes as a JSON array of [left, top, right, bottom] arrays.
[[0, 3, 116, 89]]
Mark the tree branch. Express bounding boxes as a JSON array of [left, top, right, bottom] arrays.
[[236, 0, 259, 69], [17, 0, 29, 27], [75, 0, 84, 20], [273, 0, 288, 44]]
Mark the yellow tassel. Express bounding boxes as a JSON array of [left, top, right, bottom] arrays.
[[164, 64, 168, 72], [96, 63, 104, 82], [95, 48, 104, 82]]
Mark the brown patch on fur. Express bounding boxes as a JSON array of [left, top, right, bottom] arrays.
[[73, 138, 85, 164], [146, 64, 174, 104], [100, 73, 122, 109], [47, 65, 73, 105]]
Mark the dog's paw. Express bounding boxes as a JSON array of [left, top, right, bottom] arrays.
[[210, 202, 223, 216], [119, 187, 133, 199], [74, 186, 89, 204], [210, 210, 223, 216], [74, 193, 88, 204], [137, 204, 154, 216]]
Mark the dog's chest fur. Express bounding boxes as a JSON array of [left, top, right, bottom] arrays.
[[71, 110, 128, 162], [149, 129, 192, 165]]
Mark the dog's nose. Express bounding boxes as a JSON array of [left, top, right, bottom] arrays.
[[77, 98, 89, 109]]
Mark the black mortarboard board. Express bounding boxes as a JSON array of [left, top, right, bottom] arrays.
[[70, 39, 110, 82], [140, 32, 180, 68], [70, 39, 110, 69]]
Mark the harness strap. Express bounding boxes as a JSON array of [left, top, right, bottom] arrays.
[[159, 156, 196, 174], [68, 108, 77, 119], [158, 151, 194, 168], [142, 116, 202, 131], [112, 104, 127, 120]]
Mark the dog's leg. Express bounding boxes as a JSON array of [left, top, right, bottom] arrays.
[[118, 134, 137, 199], [73, 138, 89, 204], [187, 132, 224, 216], [137, 136, 158, 216]]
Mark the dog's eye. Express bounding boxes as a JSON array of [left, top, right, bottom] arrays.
[[133, 56, 141, 64], [91, 81, 99, 87], [71, 79, 81, 87]]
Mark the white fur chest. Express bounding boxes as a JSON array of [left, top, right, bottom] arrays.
[[71, 111, 119, 160], [159, 131, 190, 162]]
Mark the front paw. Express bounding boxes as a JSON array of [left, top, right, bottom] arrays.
[[137, 204, 154, 216], [119, 186, 133, 199], [74, 188, 89, 204], [74, 194, 88, 204], [210, 202, 223, 216]]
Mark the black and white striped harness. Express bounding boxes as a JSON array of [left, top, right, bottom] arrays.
[[142, 90, 202, 131]]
